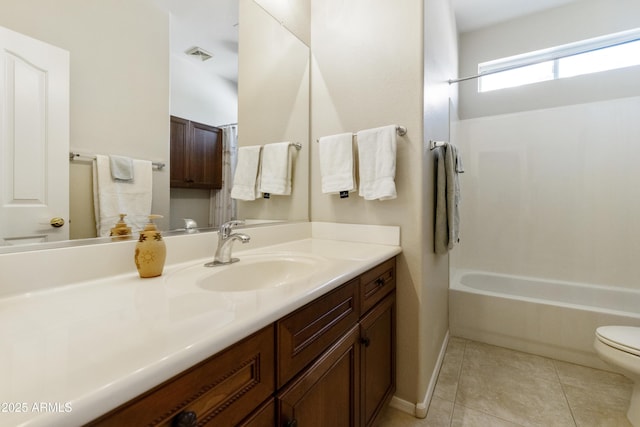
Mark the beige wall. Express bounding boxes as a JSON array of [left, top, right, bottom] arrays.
[[310, 0, 455, 408], [237, 0, 310, 222], [419, 0, 458, 411], [0, 0, 171, 237]]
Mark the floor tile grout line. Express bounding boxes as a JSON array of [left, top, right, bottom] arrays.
[[552, 359, 579, 427], [449, 339, 468, 427], [453, 339, 533, 427]]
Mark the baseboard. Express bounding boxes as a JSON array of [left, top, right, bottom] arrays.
[[415, 330, 450, 418], [388, 395, 417, 416], [387, 330, 451, 419]]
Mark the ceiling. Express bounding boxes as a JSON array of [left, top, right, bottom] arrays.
[[154, 0, 239, 83], [153, 0, 585, 81], [452, 0, 584, 33]]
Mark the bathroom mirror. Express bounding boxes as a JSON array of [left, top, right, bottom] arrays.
[[0, 0, 310, 253]]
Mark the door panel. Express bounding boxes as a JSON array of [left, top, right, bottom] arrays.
[[0, 25, 69, 245]]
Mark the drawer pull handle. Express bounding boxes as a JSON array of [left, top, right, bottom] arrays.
[[172, 411, 197, 427], [375, 278, 385, 286], [285, 419, 298, 427], [360, 336, 371, 347]]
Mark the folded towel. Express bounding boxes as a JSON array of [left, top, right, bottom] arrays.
[[109, 155, 134, 181], [93, 155, 152, 237], [259, 142, 293, 196], [319, 133, 356, 195], [231, 145, 262, 201], [434, 143, 462, 254], [356, 125, 397, 200]]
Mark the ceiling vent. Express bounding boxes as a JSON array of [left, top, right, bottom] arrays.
[[186, 46, 213, 61]]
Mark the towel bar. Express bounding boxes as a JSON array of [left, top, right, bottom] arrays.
[[429, 140, 447, 150], [315, 125, 407, 143], [69, 152, 166, 170]]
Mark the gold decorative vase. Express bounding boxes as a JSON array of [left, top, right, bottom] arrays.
[[134, 214, 166, 278]]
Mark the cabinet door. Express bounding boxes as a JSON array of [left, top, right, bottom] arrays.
[[277, 325, 360, 427], [170, 116, 222, 189], [189, 121, 222, 189], [238, 398, 275, 427], [360, 292, 396, 427], [170, 116, 189, 187]]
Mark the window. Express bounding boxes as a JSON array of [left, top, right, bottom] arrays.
[[478, 29, 640, 93]]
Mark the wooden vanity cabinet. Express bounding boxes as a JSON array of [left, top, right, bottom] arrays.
[[88, 325, 275, 427], [276, 257, 396, 427], [88, 257, 396, 427], [170, 115, 222, 189]]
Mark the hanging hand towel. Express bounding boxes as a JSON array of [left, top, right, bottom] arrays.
[[356, 125, 397, 200], [434, 143, 462, 254], [259, 142, 293, 196], [93, 154, 153, 237], [231, 145, 262, 201], [319, 132, 356, 195], [109, 155, 134, 181]]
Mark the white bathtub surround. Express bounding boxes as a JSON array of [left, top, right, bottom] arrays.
[[452, 96, 640, 290], [0, 222, 400, 426], [450, 269, 640, 371]]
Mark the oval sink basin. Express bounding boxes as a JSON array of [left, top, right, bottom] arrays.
[[197, 255, 325, 292]]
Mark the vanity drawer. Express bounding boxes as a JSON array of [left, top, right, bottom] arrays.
[[277, 279, 360, 387], [360, 258, 396, 314], [89, 325, 275, 427]]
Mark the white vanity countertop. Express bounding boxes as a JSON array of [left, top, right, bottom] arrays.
[[0, 237, 401, 427]]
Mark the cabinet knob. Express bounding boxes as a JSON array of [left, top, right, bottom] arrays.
[[375, 278, 385, 287], [172, 411, 197, 427], [360, 336, 371, 347], [284, 419, 298, 427]]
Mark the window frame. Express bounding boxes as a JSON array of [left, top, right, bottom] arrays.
[[477, 28, 640, 92]]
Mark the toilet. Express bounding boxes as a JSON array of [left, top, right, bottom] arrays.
[[594, 326, 640, 426]]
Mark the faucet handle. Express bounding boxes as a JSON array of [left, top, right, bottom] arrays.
[[219, 220, 245, 238]]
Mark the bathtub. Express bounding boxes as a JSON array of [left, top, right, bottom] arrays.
[[449, 270, 640, 370]]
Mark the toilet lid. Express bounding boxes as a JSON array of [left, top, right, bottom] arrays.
[[596, 326, 640, 356]]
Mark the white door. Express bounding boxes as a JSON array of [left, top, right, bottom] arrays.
[[0, 26, 70, 246]]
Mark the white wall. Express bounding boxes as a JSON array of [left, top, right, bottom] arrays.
[[453, 96, 640, 288], [0, 0, 171, 236], [170, 54, 238, 128], [458, 0, 640, 119], [452, 0, 640, 289]]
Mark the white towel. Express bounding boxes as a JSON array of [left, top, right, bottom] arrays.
[[231, 145, 262, 201], [109, 155, 134, 181], [259, 142, 293, 196], [356, 125, 397, 200], [93, 155, 152, 237], [319, 133, 356, 195]]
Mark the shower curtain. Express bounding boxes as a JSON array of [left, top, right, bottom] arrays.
[[209, 125, 238, 228]]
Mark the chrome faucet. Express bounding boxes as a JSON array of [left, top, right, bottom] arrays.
[[205, 220, 250, 267]]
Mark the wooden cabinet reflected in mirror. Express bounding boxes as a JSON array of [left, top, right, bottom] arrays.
[[170, 116, 223, 190]]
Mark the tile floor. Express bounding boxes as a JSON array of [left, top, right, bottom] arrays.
[[378, 337, 633, 427]]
